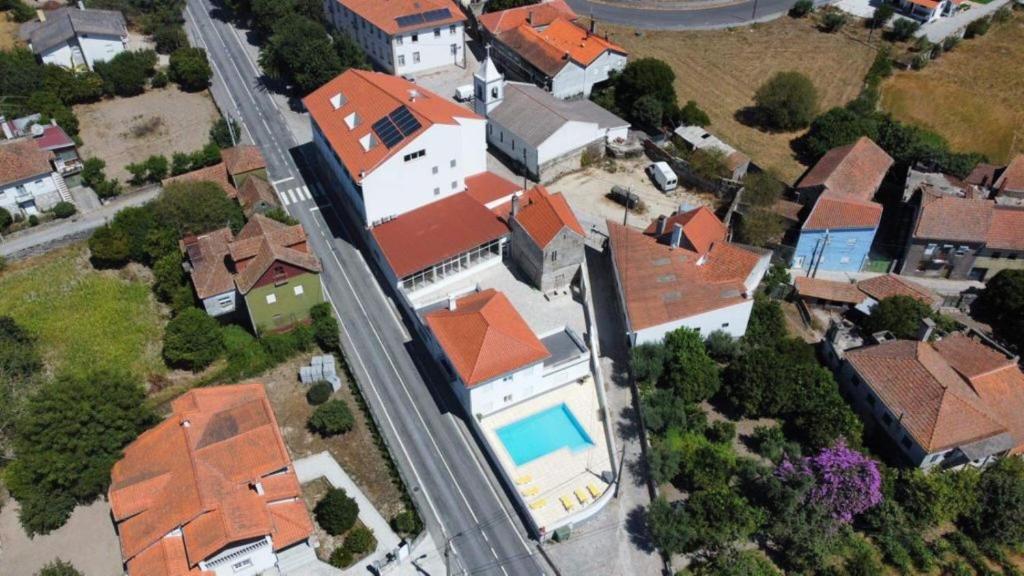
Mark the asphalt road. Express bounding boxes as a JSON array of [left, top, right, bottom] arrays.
[[565, 0, 827, 29], [183, 3, 546, 575]]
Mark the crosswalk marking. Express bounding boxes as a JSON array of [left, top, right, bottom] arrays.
[[277, 186, 312, 207]]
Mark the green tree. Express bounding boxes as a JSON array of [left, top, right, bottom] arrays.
[[168, 47, 212, 91], [613, 58, 678, 126], [872, 4, 895, 28], [153, 25, 188, 54], [0, 206, 12, 231], [332, 31, 370, 71], [153, 181, 245, 235], [689, 147, 730, 182], [798, 106, 881, 161], [692, 549, 780, 576], [35, 559, 84, 576], [0, 48, 43, 101], [311, 302, 341, 351], [343, 525, 376, 554], [315, 488, 359, 535], [862, 295, 933, 339], [738, 208, 784, 247], [93, 50, 157, 96], [648, 497, 690, 555], [51, 201, 76, 219], [632, 341, 668, 387], [152, 252, 187, 303], [631, 94, 664, 129], [209, 117, 240, 148], [162, 308, 225, 371], [88, 225, 132, 268], [659, 328, 720, 403], [259, 15, 343, 95], [145, 154, 169, 181], [743, 171, 785, 207], [42, 66, 103, 104], [306, 381, 333, 405], [26, 91, 79, 137], [308, 399, 355, 437], [974, 269, 1024, 352], [965, 458, 1024, 545], [683, 488, 764, 552], [754, 71, 819, 131], [250, 0, 297, 36], [744, 296, 787, 344], [81, 158, 107, 188], [790, 0, 814, 17], [678, 100, 711, 127], [6, 370, 151, 535], [705, 330, 739, 363]]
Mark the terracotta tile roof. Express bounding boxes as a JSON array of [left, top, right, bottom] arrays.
[[464, 171, 521, 207], [237, 177, 279, 215], [221, 145, 266, 177], [986, 207, 1024, 251], [162, 163, 236, 199], [644, 206, 727, 253], [856, 274, 938, 306], [109, 384, 311, 576], [795, 276, 865, 304], [907, 0, 941, 9], [235, 239, 322, 294], [607, 219, 766, 332], [334, 0, 464, 35], [33, 124, 75, 151], [966, 163, 1001, 188], [511, 185, 585, 248], [995, 154, 1024, 194], [797, 137, 894, 202], [803, 194, 882, 230], [846, 340, 1008, 453], [183, 228, 236, 299], [371, 191, 510, 279], [495, 18, 626, 77], [479, 0, 577, 35], [932, 333, 1017, 381], [913, 193, 994, 243], [424, 289, 550, 387], [0, 138, 53, 186], [770, 199, 805, 222]]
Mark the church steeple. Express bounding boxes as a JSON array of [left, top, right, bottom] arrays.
[[474, 46, 504, 117]]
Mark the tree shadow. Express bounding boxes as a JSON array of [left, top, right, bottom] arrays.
[[625, 505, 656, 554], [625, 453, 651, 489], [733, 106, 765, 130], [617, 404, 641, 443]]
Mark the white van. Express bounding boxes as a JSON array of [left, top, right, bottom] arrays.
[[454, 85, 474, 102], [648, 161, 678, 192]]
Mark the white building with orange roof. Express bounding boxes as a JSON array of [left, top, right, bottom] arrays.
[[108, 383, 315, 576], [324, 0, 466, 76]]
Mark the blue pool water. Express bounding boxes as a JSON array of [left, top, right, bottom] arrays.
[[496, 403, 595, 466]]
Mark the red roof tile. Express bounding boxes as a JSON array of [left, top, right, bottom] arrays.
[[995, 154, 1024, 194], [33, 125, 75, 151], [162, 163, 236, 199], [221, 145, 266, 177], [795, 276, 865, 304], [856, 274, 938, 306], [644, 206, 726, 253], [425, 289, 550, 386], [334, 0, 464, 35], [913, 193, 994, 243], [511, 185, 585, 248], [237, 177, 279, 215], [495, 18, 626, 77], [479, 0, 577, 35], [0, 138, 52, 186], [304, 70, 479, 184], [986, 207, 1024, 251], [803, 195, 882, 230], [371, 192, 510, 279], [797, 137, 894, 202], [464, 171, 522, 207]]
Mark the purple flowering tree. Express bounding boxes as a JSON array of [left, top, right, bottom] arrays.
[[776, 440, 882, 524]]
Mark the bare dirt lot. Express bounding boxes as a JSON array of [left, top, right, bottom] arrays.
[[601, 16, 878, 183], [881, 13, 1024, 164], [261, 354, 410, 521], [548, 157, 718, 231], [0, 500, 122, 576], [75, 86, 220, 183]]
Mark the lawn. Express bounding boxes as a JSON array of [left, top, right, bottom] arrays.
[[601, 15, 878, 183], [0, 244, 165, 379], [880, 13, 1024, 164]]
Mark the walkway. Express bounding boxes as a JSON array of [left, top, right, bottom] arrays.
[[564, 0, 834, 30], [917, 0, 1012, 42]]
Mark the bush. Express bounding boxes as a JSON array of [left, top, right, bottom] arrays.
[[306, 381, 333, 405], [820, 11, 848, 32], [162, 308, 225, 371], [28, 214, 39, 226], [153, 25, 188, 54], [311, 302, 341, 351], [872, 4, 895, 28], [315, 488, 359, 535], [677, 100, 711, 127], [329, 546, 354, 568], [94, 50, 157, 97], [81, 157, 106, 187], [151, 70, 169, 88], [751, 425, 788, 462], [391, 509, 421, 535], [889, 18, 922, 42], [0, 206, 12, 231], [964, 16, 991, 38], [790, 0, 814, 17], [705, 329, 739, 362], [88, 225, 131, 268], [1, 0, 36, 22], [169, 47, 213, 91], [343, 525, 377, 555], [754, 71, 819, 131], [706, 420, 737, 444], [308, 399, 355, 437], [35, 559, 84, 576], [50, 201, 76, 219]]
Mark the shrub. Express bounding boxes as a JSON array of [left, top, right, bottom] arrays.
[[308, 399, 355, 437], [889, 18, 922, 42], [1, 0, 36, 22], [162, 308, 225, 371], [265, 206, 298, 225], [754, 71, 819, 131], [35, 559, 84, 576], [311, 302, 341, 351], [943, 35, 961, 52], [705, 329, 739, 362], [993, 6, 1012, 23], [706, 420, 737, 444], [306, 381, 333, 405], [51, 201, 76, 219], [790, 0, 814, 17], [964, 16, 991, 38], [677, 100, 711, 127], [94, 50, 157, 97], [150, 70, 169, 89], [329, 546, 354, 568], [343, 525, 376, 555], [153, 25, 188, 54], [88, 225, 132, 268], [168, 47, 213, 91], [0, 206, 12, 231], [28, 214, 39, 226], [315, 488, 359, 535], [391, 509, 421, 535], [751, 425, 788, 462], [820, 11, 848, 32], [912, 54, 930, 70], [872, 4, 895, 28]]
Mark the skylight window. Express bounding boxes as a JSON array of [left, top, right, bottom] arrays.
[[345, 112, 361, 130]]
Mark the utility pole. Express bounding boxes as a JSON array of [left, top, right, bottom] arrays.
[[751, 0, 760, 20], [622, 187, 632, 226]]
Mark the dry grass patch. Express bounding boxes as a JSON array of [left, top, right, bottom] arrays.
[[75, 86, 219, 182], [0, 11, 22, 51], [601, 16, 878, 182], [881, 14, 1024, 164]]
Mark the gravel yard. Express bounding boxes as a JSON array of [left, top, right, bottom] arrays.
[[0, 500, 122, 576]]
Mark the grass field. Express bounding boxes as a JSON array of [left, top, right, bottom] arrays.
[[0, 245, 166, 379], [880, 14, 1024, 164], [602, 15, 878, 182], [0, 11, 22, 51]]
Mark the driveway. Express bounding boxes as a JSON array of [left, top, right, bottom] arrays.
[[0, 500, 122, 576], [565, 0, 835, 30]]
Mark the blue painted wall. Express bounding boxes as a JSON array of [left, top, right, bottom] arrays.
[[791, 227, 877, 273]]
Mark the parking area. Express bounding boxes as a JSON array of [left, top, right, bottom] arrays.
[[0, 500, 122, 576], [407, 39, 484, 103]]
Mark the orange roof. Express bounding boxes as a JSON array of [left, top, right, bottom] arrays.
[[425, 289, 550, 386], [0, 138, 53, 186], [906, 0, 941, 9], [803, 194, 882, 230], [496, 18, 626, 77], [607, 219, 765, 332], [913, 193, 994, 243], [644, 206, 727, 254], [162, 163, 236, 199], [995, 154, 1024, 194], [986, 207, 1024, 251], [221, 145, 266, 177], [856, 274, 938, 306], [794, 276, 865, 304], [511, 185, 585, 248], [304, 70, 479, 184], [334, 0, 465, 35], [479, 0, 578, 35], [371, 191, 510, 279], [797, 137, 894, 202], [109, 384, 312, 576], [464, 171, 522, 207]]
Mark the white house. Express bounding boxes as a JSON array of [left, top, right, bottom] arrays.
[[479, 1, 627, 99], [324, 0, 466, 76], [0, 138, 64, 217], [19, 7, 127, 70], [475, 56, 629, 182], [305, 69, 489, 227], [423, 288, 590, 417], [606, 206, 771, 345]]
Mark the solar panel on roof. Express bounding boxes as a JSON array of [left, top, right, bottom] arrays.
[[421, 8, 452, 22], [389, 106, 422, 137], [372, 117, 403, 149], [395, 13, 426, 27]]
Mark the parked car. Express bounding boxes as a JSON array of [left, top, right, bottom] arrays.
[[647, 162, 678, 192]]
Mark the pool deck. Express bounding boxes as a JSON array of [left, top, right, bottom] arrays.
[[479, 375, 613, 532]]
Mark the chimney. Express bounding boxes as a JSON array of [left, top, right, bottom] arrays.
[[655, 215, 667, 236], [669, 223, 683, 248], [180, 418, 191, 428], [590, 19, 596, 35], [916, 317, 936, 342], [511, 193, 521, 219], [527, 10, 533, 26], [409, 89, 419, 102], [448, 294, 457, 311], [253, 481, 265, 496]]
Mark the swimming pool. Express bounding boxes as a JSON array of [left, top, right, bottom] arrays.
[[496, 403, 595, 466]]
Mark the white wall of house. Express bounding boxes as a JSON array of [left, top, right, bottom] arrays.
[[487, 120, 540, 174], [78, 33, 126, 68], [199, 535, 276, 576], [39, 43, 79, 69], [466, 362, 545, 417], [540, 353, 590, 391], [632, 299, 755, 346], [537, 121, 607, 165], [311, 118, 367, 222], [201, 290, 238, 317], [0, 173, 60, 216], [550, 51, 626, 99]]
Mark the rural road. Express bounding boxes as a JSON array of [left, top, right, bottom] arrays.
[[184, 2, 547, 575], [565, 0, 831, 29]]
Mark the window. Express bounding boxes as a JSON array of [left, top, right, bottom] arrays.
[[992, 252, 1003, 259], [398, 54, 405, 66], [403, 149, 425, 162], [433, 187, 440, 196], [396, 35, 403, 45], [432, 166, 438, 174], [449, 24, 456, 34], [451, 43, 457, 55], [413, 52, 421, 64], [411, 34, 418, 42], [956, 245, 969, 256], [882, 413, 893, 426], [232, 558, 253, 572], [1010, 253, 1019, 261], [851, 376, 861, 387], [434, 27, 440, 38], [294, 285, 304, 296], [900, 435, 912, 450], [491, 86, 498, 98], [503, 394, 513, 402], [450, 181, 457, 190], [721, 322, 730, 328], [266, 293, 277, 304], [511, 140, 516, 151], [846, 238, 857, 245], [450, 159, 456, 168], [840, 256, 851, 264], [216, 294, 233, 307], [551, 250, 558, 262], [866, 393, 876, 407], [924, 243, 938, 256]]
